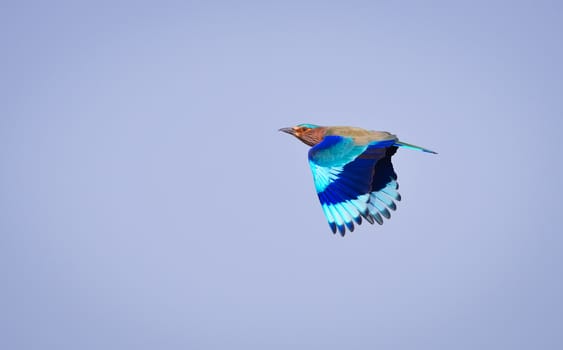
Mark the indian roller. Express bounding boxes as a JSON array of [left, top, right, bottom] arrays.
[[280, 124, 436, 236]]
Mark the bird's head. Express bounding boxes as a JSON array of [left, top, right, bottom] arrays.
[[279, 123, 326, 147]]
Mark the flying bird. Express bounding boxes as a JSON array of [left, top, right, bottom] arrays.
[[280, 123, 436, 236]]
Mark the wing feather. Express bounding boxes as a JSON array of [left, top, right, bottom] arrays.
[[308, 136, 399, 235]]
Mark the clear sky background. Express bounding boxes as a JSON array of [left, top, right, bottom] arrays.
[[3, 1, 563, 349]]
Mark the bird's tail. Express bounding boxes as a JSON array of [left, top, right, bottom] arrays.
[[394, 141, 437, 154]]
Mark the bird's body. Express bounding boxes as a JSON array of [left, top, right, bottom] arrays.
[[280, 124, 436, 236]]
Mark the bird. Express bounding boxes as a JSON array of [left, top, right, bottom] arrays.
[[279, 123, 436, 236]]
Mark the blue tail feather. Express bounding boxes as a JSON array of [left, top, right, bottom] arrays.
[[394, 141, 437, 154]]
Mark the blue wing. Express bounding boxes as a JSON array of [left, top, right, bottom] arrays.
[[308, 136, 401, 235]]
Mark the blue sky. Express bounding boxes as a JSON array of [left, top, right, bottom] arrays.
[[3, 1, 563, 349]]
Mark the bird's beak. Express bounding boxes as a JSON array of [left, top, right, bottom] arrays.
[[279, 127, 295, 135]]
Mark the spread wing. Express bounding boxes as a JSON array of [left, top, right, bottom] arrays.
[[308, 135, 401, 235]]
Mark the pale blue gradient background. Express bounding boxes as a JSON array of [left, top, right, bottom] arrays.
[[3, 1, 563, 349]]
